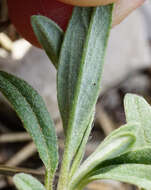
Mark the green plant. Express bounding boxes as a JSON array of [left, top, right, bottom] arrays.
[[0, 4, 151, 190]]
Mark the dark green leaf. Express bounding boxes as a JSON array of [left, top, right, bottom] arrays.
[[0, 71, 58, 178], [31, 15, 63, 68]]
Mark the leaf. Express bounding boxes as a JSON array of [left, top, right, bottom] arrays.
[[57, 7, 92, 132], [85, 164, 151, 190], [70, 112, 94, 178], [14, 173, 45, 190], [100, 94, 151, 151], [0, 71, 58, 178], [96, 147, 151, 169], [76, 123, 137, 174], [69, 132, 135, 190], [70, 94, 151, 189], [83, 148, 151, 189], [124, 94, 151, 146], [31, 15, 63, 68], [57, 5, 113, 165], [70, 95, 151, 189]]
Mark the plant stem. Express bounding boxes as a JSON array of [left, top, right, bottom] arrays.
[[45, 171, 53, 190], [57, 143, 71, 190]]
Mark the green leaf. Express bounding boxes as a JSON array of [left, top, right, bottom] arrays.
[[70, 112, 95, 178], [14, 173, 45, 190], [57, 7, 92, 132], [0, 71, 58, 179], [70, 94, 151, 189], [31, 15, 63, 68], [95, 147, 151, 169], [70, 95, 151, 189], [69, 132, 135, 190], [100, 94, 151, 151], [85, 164, 151, 190], [57, 5, 113, 165], [124, 94, 151, 146]]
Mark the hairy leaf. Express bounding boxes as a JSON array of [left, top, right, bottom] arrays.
[[14, 173, 45, 190], [70, 133, 135, 189], [70, 95, 151, 189], [0, 71, 58, 178], [70, 112, 94, 178], [86, 164, 151, 190], [124, 94, 151, 146], [57, 5, 113, 165], [31, 15, 63, 68], [95, 147, 151, 169]]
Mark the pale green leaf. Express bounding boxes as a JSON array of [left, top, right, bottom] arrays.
[[31, 15, 63, 68], [124, 94, 151, 146], [81, 123, 137, 169], [95, 147, 151, 169], [70, 95, 151, 189], [14, 173, 45, 190], [57, 5, 113, 165], [86, 164, 151, 190], [0, 71, 58, 178], [69, 133, 135, 189]]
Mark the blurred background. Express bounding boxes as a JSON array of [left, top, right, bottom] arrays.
[[0, 0, 151, 189]]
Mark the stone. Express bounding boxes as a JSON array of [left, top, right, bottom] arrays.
[[101, 9, 151, 92]]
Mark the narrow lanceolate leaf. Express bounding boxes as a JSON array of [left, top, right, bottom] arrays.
[[85, 164, 151, 190], [14, 173, 45, 190], [57, 5, 113, 164], [0, 71, 58, 177], [124, 94, 151, 147], [31, 15, 63, 68], [69, 133, 135, 190]]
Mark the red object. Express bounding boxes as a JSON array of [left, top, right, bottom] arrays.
[[7, 0, 73, 47]]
